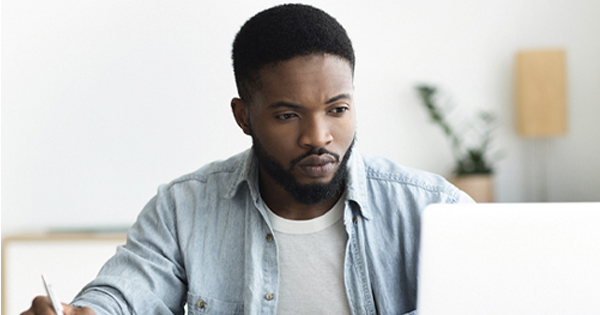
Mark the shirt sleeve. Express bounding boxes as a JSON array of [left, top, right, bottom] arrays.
[[71, 184, 187, 315], [454, 189, 477, 204]]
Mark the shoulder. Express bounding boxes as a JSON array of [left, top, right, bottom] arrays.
[[355, 152, 473, 204], [160, 150, 249, 194]]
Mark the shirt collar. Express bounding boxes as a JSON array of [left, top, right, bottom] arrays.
[[225, 148, 258, 201], [345, 150, 373, 220], [224, 148, 372, 220]]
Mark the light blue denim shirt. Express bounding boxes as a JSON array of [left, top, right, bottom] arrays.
[[72, 149, 474, 315]]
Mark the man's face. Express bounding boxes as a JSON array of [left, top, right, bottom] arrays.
[[239, 54, 356, 204]]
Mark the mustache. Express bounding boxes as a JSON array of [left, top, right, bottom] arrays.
[[290, 147, 341, 168]]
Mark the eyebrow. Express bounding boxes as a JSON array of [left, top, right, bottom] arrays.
[[325, 93, 352, 104], [268, 93, 352, 109]]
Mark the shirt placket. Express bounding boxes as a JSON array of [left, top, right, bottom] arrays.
[[244, 194, 279, 315], [344, 205, 377, 315], [261, 228, 278, 315]]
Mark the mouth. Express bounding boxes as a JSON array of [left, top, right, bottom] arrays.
[[297, 155, 337, 178]]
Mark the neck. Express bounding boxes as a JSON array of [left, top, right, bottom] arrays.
[[258, 168, 341, 220]]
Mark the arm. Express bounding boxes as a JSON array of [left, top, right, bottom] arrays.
[[72, 186, 187, 314], [21, 296, 95, 315], [455, 189, 476, 204]]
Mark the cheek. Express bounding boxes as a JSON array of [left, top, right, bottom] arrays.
[[264, 131, 295, 152], [333, 116, 356, 146], [252, 120, 299, 158]]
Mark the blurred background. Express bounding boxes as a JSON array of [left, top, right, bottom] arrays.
[[3, 0, 600, 237]]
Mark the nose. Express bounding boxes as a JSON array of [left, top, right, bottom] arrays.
[[299, 115, 333, 149]]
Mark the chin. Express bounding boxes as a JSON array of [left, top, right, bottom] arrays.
[[294, 171, 337, 184], [298, 178, 333, 186]]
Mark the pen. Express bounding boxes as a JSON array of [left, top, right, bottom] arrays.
[[42, 274, 64, 315]]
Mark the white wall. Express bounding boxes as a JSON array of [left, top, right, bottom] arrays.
[[3, 0, 600, 237]]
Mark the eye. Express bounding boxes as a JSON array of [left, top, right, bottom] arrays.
[[330, 106, 349, 115], [276, 113, 298, 120]]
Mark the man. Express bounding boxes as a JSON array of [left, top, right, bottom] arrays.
[[23, 4, 473, 315]]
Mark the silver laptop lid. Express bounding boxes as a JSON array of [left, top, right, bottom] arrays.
[[417, 203, 600, 315]]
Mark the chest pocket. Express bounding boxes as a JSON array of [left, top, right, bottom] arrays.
[[187, 293, 244, 315]]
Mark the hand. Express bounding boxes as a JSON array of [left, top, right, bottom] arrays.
[[20, 296, 96, 315]]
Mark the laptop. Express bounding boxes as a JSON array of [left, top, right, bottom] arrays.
[[417, 202, 600, 315]]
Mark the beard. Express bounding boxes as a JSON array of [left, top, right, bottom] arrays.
[[251, 133, 355, 206]]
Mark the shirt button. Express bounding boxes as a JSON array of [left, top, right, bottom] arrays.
[[265, 292, 275, 301], [266, 233, 274, 242], [197, 300, 206, 309], [353, 216, 360, 224]]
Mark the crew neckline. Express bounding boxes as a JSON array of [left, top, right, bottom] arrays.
[[264, 195, 346, 235]]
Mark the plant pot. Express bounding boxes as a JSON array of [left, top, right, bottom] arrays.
[[448, 174, 494, 203]]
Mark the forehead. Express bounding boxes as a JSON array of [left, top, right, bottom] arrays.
[[253, 54, 353, 105]]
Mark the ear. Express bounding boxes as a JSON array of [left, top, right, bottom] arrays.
[[231, 98, 251, 135]]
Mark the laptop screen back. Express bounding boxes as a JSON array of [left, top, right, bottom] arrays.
[[417, 203, 600, 315]]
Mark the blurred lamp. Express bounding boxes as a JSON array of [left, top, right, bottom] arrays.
[[515, 49, 568, 202], [516, 49, 567, 137]]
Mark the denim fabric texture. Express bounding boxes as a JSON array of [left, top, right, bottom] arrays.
[[72, 149, 474, 315]]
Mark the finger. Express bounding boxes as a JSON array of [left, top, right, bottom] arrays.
[[29, 296, 55, 314], [63, 304, 96, 315], [63, 304, 76, 315]]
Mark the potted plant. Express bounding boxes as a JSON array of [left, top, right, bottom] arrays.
[[415, 85, 498, 202]]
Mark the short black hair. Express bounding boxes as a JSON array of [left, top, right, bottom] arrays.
[[232, 4, 355, 102]]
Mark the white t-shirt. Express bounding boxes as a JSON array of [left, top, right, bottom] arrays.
[[264, 197, 352, 315]]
